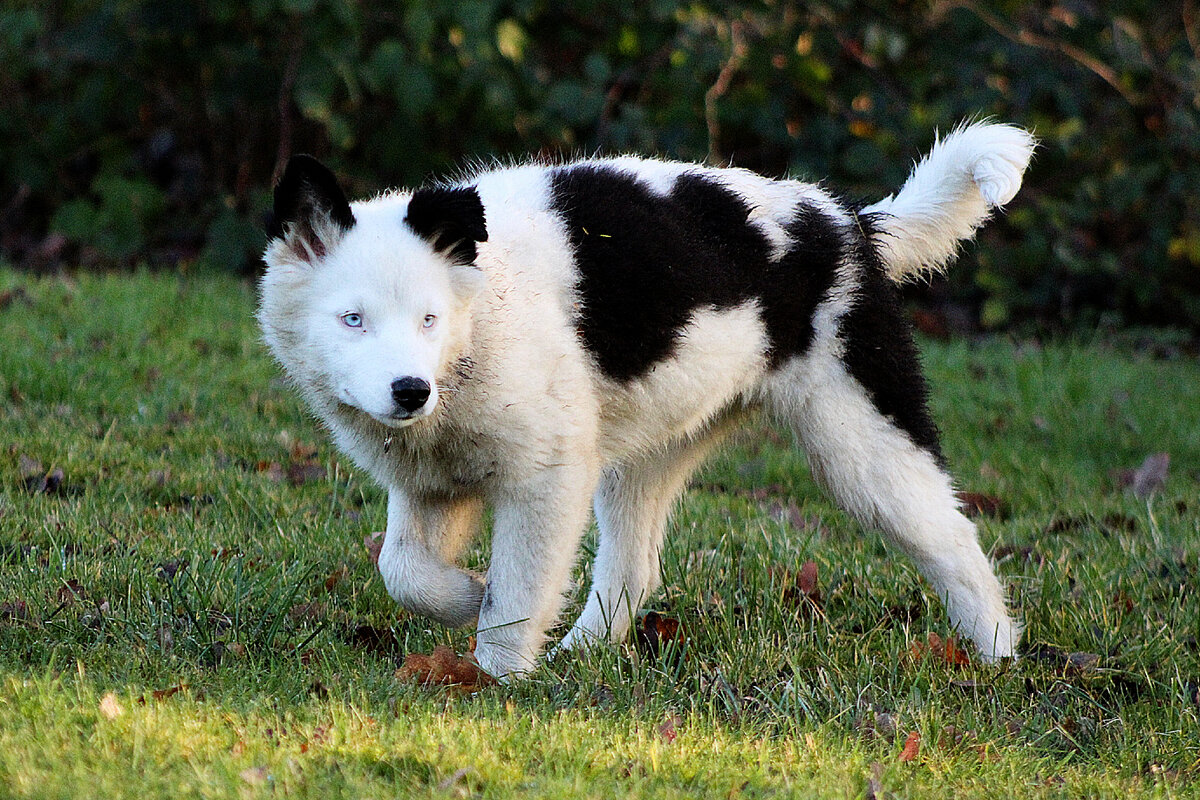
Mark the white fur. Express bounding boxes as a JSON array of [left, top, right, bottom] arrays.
[[260, 121, 1032, 678], [863, 121, 1036, 281]]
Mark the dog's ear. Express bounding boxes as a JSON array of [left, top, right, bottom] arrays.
[[267, 155, 355, 264], [405, 186, 489, 266]]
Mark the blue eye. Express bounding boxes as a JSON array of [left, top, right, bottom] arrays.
[[422, 314, 437, 329], [342, 312, 363, 328]]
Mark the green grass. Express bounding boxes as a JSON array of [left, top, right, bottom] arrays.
[[1, 269, 1198, 799]]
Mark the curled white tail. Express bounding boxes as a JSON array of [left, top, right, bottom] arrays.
[[862, 121, 1036, 282]]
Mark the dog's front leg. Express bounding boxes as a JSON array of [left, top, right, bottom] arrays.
[[473, 462, 596, 680], [377, 489, 485, 628]]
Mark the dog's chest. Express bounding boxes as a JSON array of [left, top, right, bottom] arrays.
[[385, 423, 507, 494]]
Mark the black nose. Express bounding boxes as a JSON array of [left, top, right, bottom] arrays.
[[391, 376, 431, 413]]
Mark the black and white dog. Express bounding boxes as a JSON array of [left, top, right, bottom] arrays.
[[260, 122, 1034, 679]]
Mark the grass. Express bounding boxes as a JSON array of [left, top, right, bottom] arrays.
[[1, 268, 1198, 799]]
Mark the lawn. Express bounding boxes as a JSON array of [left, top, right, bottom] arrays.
[[1, 269, 1198, 799]]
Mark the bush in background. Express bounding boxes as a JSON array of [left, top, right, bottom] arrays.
[[1, 0, 1197, 331]]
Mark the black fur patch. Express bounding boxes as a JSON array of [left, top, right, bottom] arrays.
[[269, 154, 355, 246], [551, 165, 853, 381], [405, 186, 489, 265], [839, 213, 943, 459], [759, 202, 844, 367], [550, 166, 770, 381]]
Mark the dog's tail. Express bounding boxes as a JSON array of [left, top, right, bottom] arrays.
[[861, 121, 1035, 282]]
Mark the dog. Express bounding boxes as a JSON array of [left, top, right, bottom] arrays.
[[259, 121, 1034, 680]]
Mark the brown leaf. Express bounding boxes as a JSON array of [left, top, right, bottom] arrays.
[[898, 731, 921, 762], [324, 564, 350, 592], [155, 559, 189, 583], [150, 684, 185, 701], [289, 441, 320, 461], [19, 454, 68, 496], [257, 461, 287, 482], [956, 490, 1007, 518], [396, 645, 497, 691], [287, 460, 327, 486], [781, 560, 822, 610], [349, 623, 399, 654], [910, 632, 971, 668], [1066, 651, 1101, 673], [364, 532, 385, 565], [634, 611, 684, 659], [0, 599, 31, 625], [56, 578, 86, 605], [656, 713, 683, 743], [288, 601, 325, 621]]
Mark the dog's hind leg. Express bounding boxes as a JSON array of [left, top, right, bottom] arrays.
[[764, 355, 1019, 661], [377, 490, 485, 628], [558, 431, 728, 652]]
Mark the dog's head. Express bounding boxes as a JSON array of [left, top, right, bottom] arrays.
[[260, 155, 487, 428]]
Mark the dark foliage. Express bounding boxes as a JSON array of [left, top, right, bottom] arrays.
[[1, 1, 1198, 330]]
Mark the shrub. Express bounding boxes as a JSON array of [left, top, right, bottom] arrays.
[[1, 1, 1197, 330]]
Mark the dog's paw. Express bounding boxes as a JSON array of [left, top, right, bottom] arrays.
[[473, 639, 538, 683]]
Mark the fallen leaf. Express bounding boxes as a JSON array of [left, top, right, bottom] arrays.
[[287, 460, 326, 486], [956, 490, 1006, 518], [56, 578, 86, 605], [258, 461, 287, 482], [781, 561, 822, 609], [99, 692, 122, 720], [898, 731, 921, 762], [19, 454, 69, 496], [364, 532, 385, 564], [656, 713, 683, 743], [634, 611, 684, 659], [155, 559, 190, 583], [910, 632, 970, 668], [0, 599, 31, 625], [396, 645, 497, 691], [288, 601, 326, 621], [1066, 652, 1101, 673], [348, 623, 399, 654], [153, 684, 185, 701], [289, 441, 320, 461], [324, 564, 350, 592]]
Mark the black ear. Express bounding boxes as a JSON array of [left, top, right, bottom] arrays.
[[267, 155, 355, 261], [404, 186, 489, 265]]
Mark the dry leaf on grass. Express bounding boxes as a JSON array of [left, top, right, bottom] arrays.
[[779, 561, 822, 609], [396, 645, 497, 691], [956, 490, 1007, 518], [910, 632, 971, 668], [364, 532, 385, 565], [634, 611, 684, 659], [656, 713, 683, 743]]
